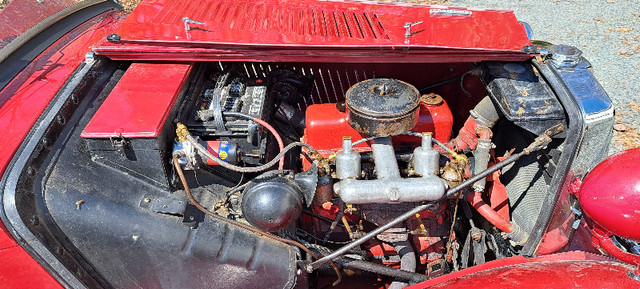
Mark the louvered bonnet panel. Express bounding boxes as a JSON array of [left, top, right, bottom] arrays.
[[95, 0, 532, 59]]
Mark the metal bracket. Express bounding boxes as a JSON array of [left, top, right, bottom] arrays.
[[109, 134, 128, 148], [181, 17, 206, 32], [426, 259, 446, 279], [110, 134, 136, 160], [293, 164, 319, 207], [182, 203, 206, 229], [404, 21, 423, 38], [139, 195, 188, 215]]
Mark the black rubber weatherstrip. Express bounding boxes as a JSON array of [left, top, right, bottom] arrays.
[[0, 0, 120, 91], [0, 61, 94, 289]]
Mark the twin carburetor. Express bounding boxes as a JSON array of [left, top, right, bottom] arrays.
[[335, 78, 447, 204]]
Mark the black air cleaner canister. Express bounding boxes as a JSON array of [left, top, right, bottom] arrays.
[[345, 78, 420, 136]]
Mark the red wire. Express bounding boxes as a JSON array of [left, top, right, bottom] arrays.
[[252, 117, 285, 170]]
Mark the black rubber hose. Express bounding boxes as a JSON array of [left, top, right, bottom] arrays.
[[389, 238, 417, 289], [335, 258, 428, 284], [470, 96, 500, 128]]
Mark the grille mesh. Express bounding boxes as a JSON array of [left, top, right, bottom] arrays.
[[228, 62, 376, 109]]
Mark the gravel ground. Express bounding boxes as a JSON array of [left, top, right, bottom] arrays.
[[447, 0, 640, 154]]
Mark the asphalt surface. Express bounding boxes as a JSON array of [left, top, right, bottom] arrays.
[[447, 0, 640, 154]]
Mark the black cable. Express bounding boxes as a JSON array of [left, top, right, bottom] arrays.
[[323, 201, 345, 243], [188, 135, 319, 173], [418, 75, 464, 93], [301, 210, 346, 228]]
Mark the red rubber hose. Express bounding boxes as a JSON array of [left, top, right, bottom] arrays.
[[252, 117, 285, 170], [466, 191, 514, 233]]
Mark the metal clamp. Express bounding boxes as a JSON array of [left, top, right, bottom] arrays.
[[109, 134, 128, 148], [181, 17, 206, 32], [404, 21, 423, 38]]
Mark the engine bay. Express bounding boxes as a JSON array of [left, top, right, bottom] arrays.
[[29, 60, 568, 288]]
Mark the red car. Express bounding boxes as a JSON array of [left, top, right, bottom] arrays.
[[1, 0, 639, 288]]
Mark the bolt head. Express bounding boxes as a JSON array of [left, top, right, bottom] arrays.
[[387, 188, 400, 201], [305, 264, 314, 273]]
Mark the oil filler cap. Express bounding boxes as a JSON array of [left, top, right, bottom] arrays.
[[345, 78, 420, 136]]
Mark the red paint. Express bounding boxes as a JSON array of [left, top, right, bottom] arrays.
[[93, 0, 531, 62], [364, 241, 399, 265], [537, 174, 580, 255], [302, 100, 452, 169], [595, 231, 640, 266], [445, 116, 479, 152], [0, 11, 123, 289], [81, 63, 192, 138], [487, 175, 509, 220], [579, 148, 640, 241], [409, 251, 639, 289], [466, 191, 513, 233], [567, 219, 600, 254], [304, 103, 371, 155]]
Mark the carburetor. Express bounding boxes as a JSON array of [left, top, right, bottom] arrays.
[[333, 78, 448, 204], [334, 134, 447, 204]]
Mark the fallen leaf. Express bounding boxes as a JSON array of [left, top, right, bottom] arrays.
[[618, 50, 633, 57], [614, 123, 628, 132], [606, 0, 615, 3], [614, 126, 640, 150], [608, 27, 634, 33], [594, 18, 605, 22]]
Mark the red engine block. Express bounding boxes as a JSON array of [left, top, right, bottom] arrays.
[[302, 96, 453, 169], [302, 96, 454, 274]]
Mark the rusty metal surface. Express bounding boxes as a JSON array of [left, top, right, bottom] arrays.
[[346, 78, 420, 136]]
